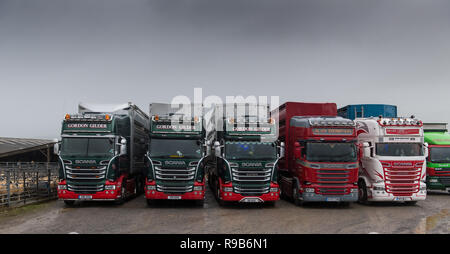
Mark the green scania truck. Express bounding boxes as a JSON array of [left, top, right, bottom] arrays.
[[55, 103, 149, 205], [424, 123, 450, 192], [144, 103, 208, 206], [207, 103, 283, 205]]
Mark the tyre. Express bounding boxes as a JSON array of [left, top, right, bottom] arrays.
[[115, 180, 126, 205], [358, 179, 368, 204], [292, 185, 303, 206], [64, 200, 75, 206]]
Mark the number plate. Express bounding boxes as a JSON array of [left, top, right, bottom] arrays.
[[168, 196, 182, 200], [326, 197, 340, 202], [78, 195, 92, 200], [241, 198, 263, 203], [394, 197, 408, 201]]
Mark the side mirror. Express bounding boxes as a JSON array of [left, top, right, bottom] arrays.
[[294, 142, 301, 159], [53, 139, 59, 155], [214, 141, 221, 157], [362, 142, 371, 157], [423, 143, 429, 157], [120, 138, 127, 156], [206, 140, 212, 156], [279, 142, 285, 158]]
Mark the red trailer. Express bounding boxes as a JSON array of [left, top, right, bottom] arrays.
[[273, 102, 359, 205]]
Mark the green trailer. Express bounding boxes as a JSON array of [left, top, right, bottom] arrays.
[[424, 123, 450, 192]]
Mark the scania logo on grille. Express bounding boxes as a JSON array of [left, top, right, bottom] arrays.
[[393, 162, 413, 167], [165, 161, 186, 166], [241, 162, 263, 167], [75, 160, 96, 164]]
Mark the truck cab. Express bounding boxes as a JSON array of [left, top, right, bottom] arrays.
[[356, 117, 428, 204], [55, 103, 149, 205], [208, 104, 282, 205], [424, 123, 450, 192], [274, 102, 359, 205], [145, 103, 207, 206]]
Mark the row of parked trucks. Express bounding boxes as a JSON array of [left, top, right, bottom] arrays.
[[54, 102, 449, 207]]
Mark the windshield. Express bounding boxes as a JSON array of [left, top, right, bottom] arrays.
[[376, 143, 424, 157], [61, 137, 115, 157], [149, 139, 202, 159], [306, 142, 357, 162], [430, 147, 450, 163], [225, 142, 276, 160]]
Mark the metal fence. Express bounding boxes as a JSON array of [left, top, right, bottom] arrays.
[[0, 162, 59, 208]]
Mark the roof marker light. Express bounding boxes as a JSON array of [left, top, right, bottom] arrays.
[[65, 114, 71, 120]]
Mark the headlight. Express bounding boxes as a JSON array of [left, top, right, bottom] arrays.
[[223, 187, 233, 192], [420, 186, 427, 190], [350, 188, 358, 193], [305, 188, 314, 193], [430, 179, 438, 183], [58, 185, 67, 190], [373, 186, 384, 191], [105, 185, 116, 190], [270, 187, 279, 192], [229, 163, 238, 168], [193, 186, 203, 191], [146, 185, 156, 190]]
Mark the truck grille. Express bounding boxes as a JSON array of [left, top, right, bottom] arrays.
[[434, 169, 450, 176], [315, 169, 352, 195], [67, 184, 104, 194], [65, 165, 106, 193], [438, 176, 450, 186], [232, 168, 271, 196], [66, 166, 107, 180], [155, 167, 195, 194], [382, 161, 422, 196]]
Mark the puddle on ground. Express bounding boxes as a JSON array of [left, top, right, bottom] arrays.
[[414, 209, 449, 234]]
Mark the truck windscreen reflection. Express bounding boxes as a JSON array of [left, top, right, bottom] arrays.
[[306, 142, 357, 162], [225, 142, 276, 160], [376, 143, 423, 157], [149, 139, 201, 159], [61, 138, 115, 157]]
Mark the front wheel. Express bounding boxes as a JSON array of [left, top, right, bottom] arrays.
[[292, 185, 303, 206], [115, 180, 127, 205], [358, 179, 369, 205]]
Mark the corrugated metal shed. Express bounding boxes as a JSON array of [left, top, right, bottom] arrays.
[[0, 137, 56, 159]]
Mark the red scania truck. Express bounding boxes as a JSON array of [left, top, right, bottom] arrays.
[[272, 102, 359, 205]]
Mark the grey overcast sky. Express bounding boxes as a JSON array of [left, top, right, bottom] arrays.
[[1, 0, 449, 139]]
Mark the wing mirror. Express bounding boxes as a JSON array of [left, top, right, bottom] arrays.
[[279, 142, 285, 158], [214, 141, 222, 158], [423, 143, 429, 158], [120, 138, 127, 156], [53, 138, 60, 155], [294, 142, 301, 159], [362, 142, 371, 157], [206, 140, 212, 156]]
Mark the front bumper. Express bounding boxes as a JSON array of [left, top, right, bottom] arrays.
[[220, 191, 280, 203], [301, 192, 358, 202], [144, 180, 205, 200], [58, 189, 121, 201], [367, 184, 427, 202], [57, 180, 122, 201]]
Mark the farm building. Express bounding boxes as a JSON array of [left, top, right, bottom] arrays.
[[0, 137, 58, 162]]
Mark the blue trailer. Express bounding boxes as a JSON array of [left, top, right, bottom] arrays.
[[338, 104, 397, 120]]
